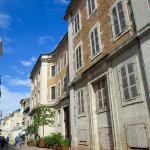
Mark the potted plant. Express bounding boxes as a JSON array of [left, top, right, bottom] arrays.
[[39, 138, 45, 148], [61, 138, 70, 150]]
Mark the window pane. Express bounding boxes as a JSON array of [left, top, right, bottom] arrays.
[[122, 77, 128, 88], [97, 90, 102, 100], [77, 14, 80, 31], [51, 86, 56, 100], [131, 86, 138, 98], [129, 74, 136, 86], [88, 0, 92, 15], [128, 63, 134, 74], [91, 31, 95, 55], [112, 7, 120, 36], [51, 65, 56, 77], [94, 27, 100, 53], [91, 0, 95, 13], [121, 66, 126, 77], [123, 88, 130, 100], [79, 46, 82, 67], [117, 1, 126, 31]]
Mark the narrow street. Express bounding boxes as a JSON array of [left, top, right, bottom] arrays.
[[2, 145, 49, 150]]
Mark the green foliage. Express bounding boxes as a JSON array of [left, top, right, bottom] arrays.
[[35, 138, 40, 147], [50, 133, 63, 147], [44, 135, 52, 147], [43, 133, 70, 147], [26, 123, 38, 135], [60, 138, 70, 147], [34, 105, 55, 137], [27, 139, 35, 146], [34, 105, 55, 126]]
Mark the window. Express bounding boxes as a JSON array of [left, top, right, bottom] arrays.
[[57, 81, 61, 97], [111, 1, 128, 38], [77, 89, 85, 115], [87, 0, 96, 16], [51, 65, 56, 77], [64, 76, 68, 92], [76, 45, 83, 70], [120, 62, 138, 101], [90, 25, 102, 56], [74, 12, 80, 34], [148, 0, 150, 8], [95, 76, 108, 111], [63, 51, 67, 66], [57, 59, 61, 73], [51, 86, 56, 100]]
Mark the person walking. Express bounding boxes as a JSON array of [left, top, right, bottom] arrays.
[[15, 136, 21, 150], [6, 137, 9, 149]]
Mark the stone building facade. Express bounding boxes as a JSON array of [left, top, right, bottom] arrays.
[[64, 0, 150, 150], [30, 34, 70, 138], [29, 0, 150, 149]]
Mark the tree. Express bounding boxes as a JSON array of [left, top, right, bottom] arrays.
[[34, 105, 55, 137], [26, 123, 38, 137]]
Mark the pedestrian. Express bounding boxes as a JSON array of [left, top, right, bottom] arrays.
[[15, 136, 21, 150], [6, 137, 9, 149]]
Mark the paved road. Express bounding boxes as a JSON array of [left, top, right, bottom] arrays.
[[1, 145, 49, 150]]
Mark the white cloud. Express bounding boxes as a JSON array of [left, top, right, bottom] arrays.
[[0, 86, 30, 117], [2, 75, 31, 87], [20, 56, 37, 67], [55, 0, 69, 5], [0, 13, 12, 29], [38, 35, 54, 45], [9, 78, 31, 87]]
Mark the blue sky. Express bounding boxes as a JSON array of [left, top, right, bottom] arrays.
[[0, 0, 69, 117]]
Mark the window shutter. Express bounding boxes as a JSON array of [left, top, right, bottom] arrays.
[[112, 7, 120, 36], [117, 1, 126, 31]]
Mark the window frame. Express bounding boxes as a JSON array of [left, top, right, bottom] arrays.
[[63, 75, 68, 93], [110, 0, 130, 41], [118, 58, 142, 107], [147, 0, 150, 9], [76, 88, 85, 117], [51, 85, 56, 100], [89, 22, 103, 59], [75, 42, 84, 72], [50, 64, 56, 78], [73, 10, 81, 36], [57, 59, 61, 73], [94, 76, 109, 113], [87, 0, 97, 18]]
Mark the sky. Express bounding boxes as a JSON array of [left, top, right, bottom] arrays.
[[0, 0, 70, 117]]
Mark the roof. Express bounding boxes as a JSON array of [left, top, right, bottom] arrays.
[[64, 0, 74, 20]]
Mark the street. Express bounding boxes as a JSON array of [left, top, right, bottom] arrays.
[[1, 145, 49, 150]]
